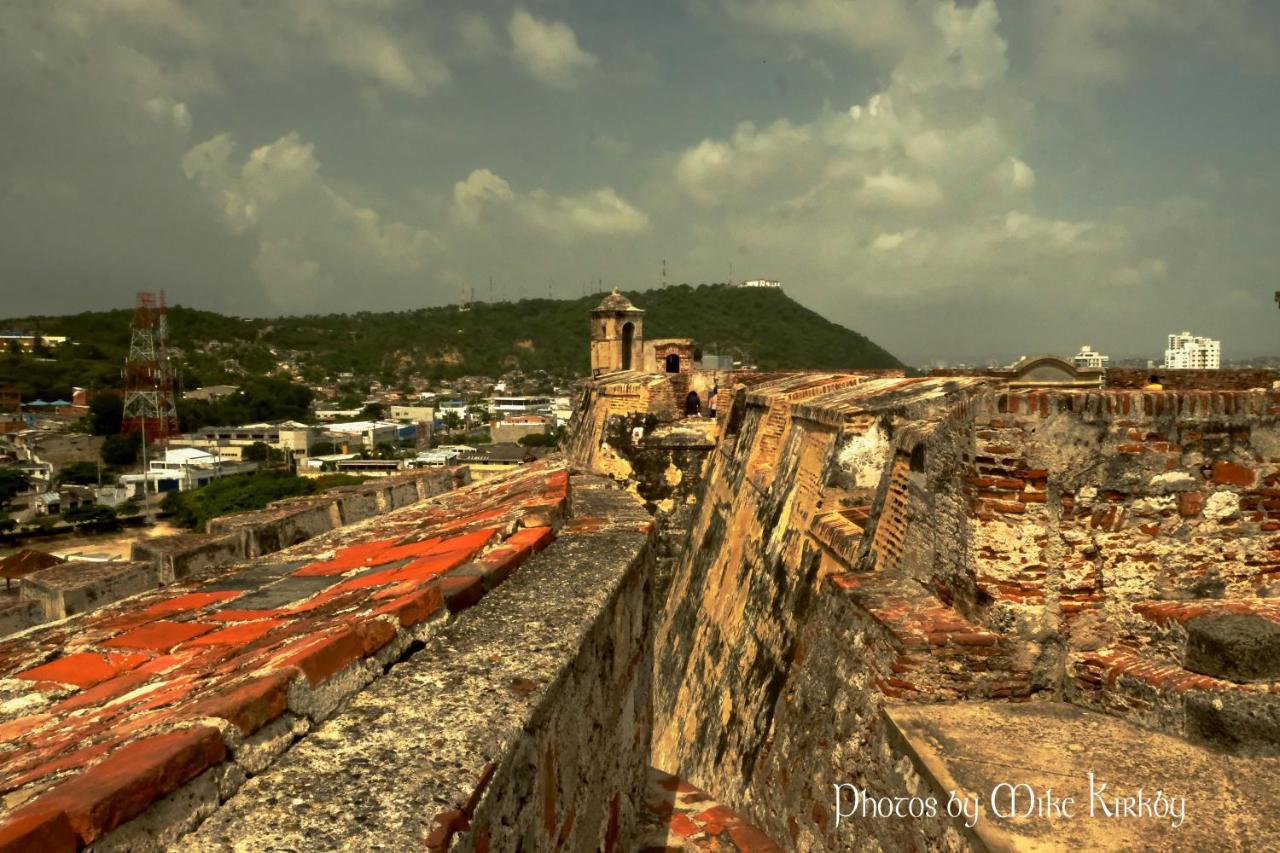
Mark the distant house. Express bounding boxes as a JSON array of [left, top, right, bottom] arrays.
[[183, 384, 240, 402], [490, 415, 551, 444], [119, 447, 257, 495], [739, 278, 781, 289]]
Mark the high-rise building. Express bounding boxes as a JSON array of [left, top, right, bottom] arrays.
[[1162, 331, 1220, 370], [1072, 345, 1109, 370]]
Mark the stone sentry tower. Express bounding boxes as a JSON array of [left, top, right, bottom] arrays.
[[590, 289, 644, 376]]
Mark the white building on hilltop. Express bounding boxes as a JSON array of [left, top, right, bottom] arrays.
[[1162, 331, 1221, 370], [1073, 345, 1109, 370], [739, 278, 781, 289]]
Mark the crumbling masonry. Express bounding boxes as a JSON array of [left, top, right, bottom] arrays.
[[2, 356, 1280, 850]]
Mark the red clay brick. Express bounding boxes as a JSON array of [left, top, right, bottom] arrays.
[[273, 628, 365, 686], [16, 652, 150, 689], [293, 538, 401, 576], [10, 726, 225, 845], [0, 809, 77, 853], [1212, 461, 1255, 488], [393, 551, 472, 584], [186, 672, 291, 735], [668, 812, 700, 838], [186, 619, 285, 647], [434, 574, 485, 613], [50, 670, 154, 713], [506, 526, 554, 552], [350, 616, 398, 655], [102, 621, 217, 652], [729, 824, 782, 852], [142, 591, 241, 616], [373, 587, 445, 628], [204, 609, 286, 622]]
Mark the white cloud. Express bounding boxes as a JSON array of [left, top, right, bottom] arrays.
[[676, 120, 813, 205], [452, 169, 514, 224], [450, 168, 649, 239], [519, 187, 650, 237], [856, 170, 944, 210], [891, 0, 1008, 92], [675, 0, 1162, 335], [508, 8, 599, 89], [183, 132, 441, 306], [143, 95, 192, 132], [718, 0, 917, 58], [8, 0, 451, 101]]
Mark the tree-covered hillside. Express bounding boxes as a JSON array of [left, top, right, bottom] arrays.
[[0, 284, 900, 398]]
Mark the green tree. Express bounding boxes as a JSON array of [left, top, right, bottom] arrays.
[[57, 461, 100, 486], [161, 471, 319, 531], [64, 504, 118, 527], [89, 393, 124, 436], [242, 442, 272, 463], [441, 412, 462, 432], [101, 433, 141, 466], [360, 402, 386, 420], [0, 469, 30, 509], [517, 432, 560, 448]]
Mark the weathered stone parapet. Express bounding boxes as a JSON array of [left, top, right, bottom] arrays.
[[178, 474, 655, 851], [19, 561, 159, 621], [130, 532, 244, 583], [0, 600, 41, 636], [0, 462, 662, 852]]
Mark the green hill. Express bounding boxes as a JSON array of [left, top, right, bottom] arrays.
[[0, 284, 900, 399]]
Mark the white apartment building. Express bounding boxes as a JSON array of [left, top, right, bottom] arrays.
[[739, 278, 781, 289], [1162, 331, 1221, 370], [1072, 345, 1109, 370]]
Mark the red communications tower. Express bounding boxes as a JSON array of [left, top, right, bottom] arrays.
[[121, 290, 179, 443]]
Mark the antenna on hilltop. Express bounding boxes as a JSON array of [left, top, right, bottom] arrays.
[[662, 258, 667, 288], [729, 262, 734, 286]]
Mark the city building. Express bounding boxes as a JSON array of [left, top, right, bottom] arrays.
[[119, 447, 257, 496], [1072, 345, 1110, 370], [490, 414, 552, 444], [171, 421, 316, 462], [738, 278, 781, 289], [182, 384, 240, 402], [322, 420, 408, 451], [491, 396, 552, 417], [389, 404, 435, 423], [1162, 331, 1221, 370], [0, 333, 68, 353]]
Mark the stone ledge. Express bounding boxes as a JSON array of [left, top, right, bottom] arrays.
[[884, 701, 1280, 852], [183, 475, 654, 850], [20, 561, 159, 621]]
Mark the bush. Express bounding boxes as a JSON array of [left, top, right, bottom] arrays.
[[101, 433, 141, 466], [57, 461, 100, 486], [161, 471, 319, 531], [64, 504, 118, 526]]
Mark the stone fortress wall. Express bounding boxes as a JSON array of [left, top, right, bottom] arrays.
[[631, 372, 1280, 851], [3, 285, 1280, 851]]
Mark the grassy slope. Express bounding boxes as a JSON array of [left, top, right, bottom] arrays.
[[0, 284, 899, 397]]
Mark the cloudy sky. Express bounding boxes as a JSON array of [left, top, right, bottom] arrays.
[[1, 1, 1277, 365]]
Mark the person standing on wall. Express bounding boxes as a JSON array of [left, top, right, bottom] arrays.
[[707, 386, 718, 419]]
